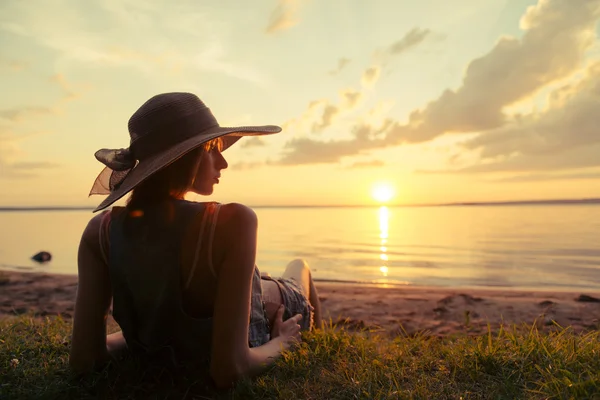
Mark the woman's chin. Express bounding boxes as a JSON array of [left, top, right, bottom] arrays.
[[190, 187, 214, 196]]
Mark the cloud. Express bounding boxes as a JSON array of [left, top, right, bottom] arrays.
[[240, 137, 267, 148], [230, 161, 269, 170], [487, 170, 600, 182], [0, 58, 27, 71], [463, 62, 600, 158], [278, 137, 362, 165], [266, 0, 306, 34], [339, 88, 363, 109], [192, 42, 268, 85], [358, 28, 432, 90], [347, 160, 385, 169], [0, 1, 267, 85], [279, 99, 326, 136], [274, 0, 600, 169], [433, 143, 600, 174], [277, 124, 387, 165], [329, 58, 351, 75], [0, 74, 85, 125], [0, 106, 54, 122], [387, 28, 432, 56], [335, 28, 431, 90], [384, 0, 600, 144], [311, 104, 339, 133], [371, 27, 435, 66], [50, 73, 81, 102], [282, 87, 365, 136], [361, 66, 381, 88], [309, 89, 364, 133], [418, 61, 600, 174], [0, 74, 76, 179], [0, 128, 59, 179], [0, 161, 60, 179], [10, 161, 60, 170]]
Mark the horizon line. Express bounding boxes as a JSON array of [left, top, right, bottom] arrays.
[[0, 197, 599, 212]]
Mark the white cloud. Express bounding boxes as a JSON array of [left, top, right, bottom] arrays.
[[361, 66, 381, 88], [0, 128, 58, 179], [274, 0, 600, 171], [265, 0, 307, 34], [0, 0, 267, 84], [328, 58, 351, 75]]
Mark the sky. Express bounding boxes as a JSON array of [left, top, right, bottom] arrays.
[[0, 0, 599, 207]]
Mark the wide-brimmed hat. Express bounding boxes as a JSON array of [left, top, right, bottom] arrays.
[[89, 92, 281, 212]]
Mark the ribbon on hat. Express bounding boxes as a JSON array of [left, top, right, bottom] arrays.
[[89, 148, 137, 196]]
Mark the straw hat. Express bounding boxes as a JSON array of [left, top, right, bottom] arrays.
[[89, 92, 280, 212]]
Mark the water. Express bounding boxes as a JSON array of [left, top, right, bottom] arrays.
[[1, 205, 599, 291]]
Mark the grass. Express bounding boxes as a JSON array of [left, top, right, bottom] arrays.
[[1, 316, 600, 399]]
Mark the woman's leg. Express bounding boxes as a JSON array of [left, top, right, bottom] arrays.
[[262, 279, 283, 328], [282, 259, 322, 329], [106, 331, 128, 359]]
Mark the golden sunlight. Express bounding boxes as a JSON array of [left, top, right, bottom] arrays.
[[378, 206, 389, 278], [372, 183, 395, 203]]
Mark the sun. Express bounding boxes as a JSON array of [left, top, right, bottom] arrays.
[[372, 183, 395, 203]]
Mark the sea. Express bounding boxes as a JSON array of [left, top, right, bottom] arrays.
[[1, 204, 599, 292]]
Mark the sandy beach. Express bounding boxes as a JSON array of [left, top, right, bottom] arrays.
[[2, 270, 600, 336]]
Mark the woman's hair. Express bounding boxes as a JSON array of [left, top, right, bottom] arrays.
[[127, 137, 223, 208]]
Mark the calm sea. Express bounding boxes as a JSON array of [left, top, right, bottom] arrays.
[[1, 205, 599, 292]]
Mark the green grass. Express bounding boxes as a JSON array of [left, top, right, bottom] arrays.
[[1, 316, 600, 399]]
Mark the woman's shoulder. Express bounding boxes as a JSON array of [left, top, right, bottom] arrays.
[[182, 202, 257, 238], [83, 210, 110, 235], [201, 203, 259, 245], [218, 202, 256, 217], [80, 210, 111, 250], [177, 200, 255, 223]]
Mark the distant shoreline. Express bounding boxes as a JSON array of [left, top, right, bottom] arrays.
[[1, 197, 599, 211]]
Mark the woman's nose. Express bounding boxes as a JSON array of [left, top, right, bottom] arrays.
[[218, 152, 228, 169]]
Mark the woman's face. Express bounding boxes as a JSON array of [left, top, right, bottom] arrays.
[[191, 146, 228, 195]]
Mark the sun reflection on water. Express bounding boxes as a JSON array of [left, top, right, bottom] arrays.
[[379, 206, 389, 278]]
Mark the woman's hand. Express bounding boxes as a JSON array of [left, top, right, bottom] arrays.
[[270, 305, 302, 348]]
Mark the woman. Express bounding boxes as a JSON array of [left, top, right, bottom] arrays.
[[69, 92, 322, 388]]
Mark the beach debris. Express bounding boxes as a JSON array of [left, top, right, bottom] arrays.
[[438, 293, 483, 306], [538, 300, 556, 307], [575, 294, 600, 303], [433, 306, 448, 318], [31, 251, 52, 263], [459, 293, 483, 303], [10, 359, 19, 368]]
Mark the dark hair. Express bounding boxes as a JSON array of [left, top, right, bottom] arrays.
[[126, 137, 223, 209]]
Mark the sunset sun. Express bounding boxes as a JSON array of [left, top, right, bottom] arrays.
[[372, 183, 395, 203]]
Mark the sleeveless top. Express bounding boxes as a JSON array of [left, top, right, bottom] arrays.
[[99, 199, 271, 365]]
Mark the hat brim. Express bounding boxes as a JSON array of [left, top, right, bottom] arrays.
[[92, 125, 280, 212]]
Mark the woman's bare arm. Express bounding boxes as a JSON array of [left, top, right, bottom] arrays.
[[209, 203, 299, 388], [69, 214, 113, 373]]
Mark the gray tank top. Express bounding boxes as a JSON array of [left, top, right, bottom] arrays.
[[104, 199, 270, 364]]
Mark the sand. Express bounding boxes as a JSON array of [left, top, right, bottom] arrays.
[[2, 270, 600, 336]]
